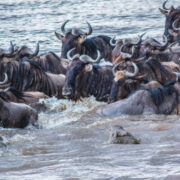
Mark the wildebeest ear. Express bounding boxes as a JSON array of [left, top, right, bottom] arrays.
[[78, 35, 86, 44], [55, 32, 65, 42], [159, 8, 168, 16], [84, 64, 93, 72]]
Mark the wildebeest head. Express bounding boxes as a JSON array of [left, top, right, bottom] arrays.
[[62, 48, 101, 99], [1, 42, 39, 63], [16, 42, 39, 59], [140, 35, 169, 56], [55, 20, 92, 59], [159, 0, 180, 42], [0, 41, 15, 60], [112, 33, 145, 64], [0, 42, 39, 62], [108, 62, 141, 103]]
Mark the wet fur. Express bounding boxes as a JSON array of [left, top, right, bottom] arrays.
[[64, 59, 114, 101], [0, 59, 57, 96]]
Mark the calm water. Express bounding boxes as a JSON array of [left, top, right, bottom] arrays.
[[0, 0, 180, 179]]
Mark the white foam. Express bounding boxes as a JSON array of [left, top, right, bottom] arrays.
[[38, 96, 105, 129]]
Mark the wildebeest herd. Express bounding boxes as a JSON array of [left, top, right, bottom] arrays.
[[0, 1, 180, 128]]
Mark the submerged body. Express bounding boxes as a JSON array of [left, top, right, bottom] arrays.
[[0, 98, 38, 128], [97, 83, 179, 117]]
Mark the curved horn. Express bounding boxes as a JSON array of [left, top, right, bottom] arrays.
[[172, 18, 180, 31], [61, 20, 69, 34], [150, 35, 169, 50], [120, 45, 135, 59], [110, 37, 117, 46], [31, 42, 39, 56], [112, 62, 123, 76], [168, 28, 177, 36], [124, 62, 139, 77], [159, 8, 168, 15], [79, 50, 101, 63], [67, 48, 80, 61], [9, 41, 14, 55], [86, 21, 92, 35], [168, 42, 180, 53], [0, 73, 8, 85], [162, 0, 170, 10], [173, 72, 180, 81], [131, 33, 146, 45], [0, 83, 11, 89]]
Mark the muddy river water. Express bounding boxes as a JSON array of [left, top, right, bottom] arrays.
[[0, 0, 180, 179]]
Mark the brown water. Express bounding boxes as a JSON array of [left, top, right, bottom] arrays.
[[0, 0, 180, 179]]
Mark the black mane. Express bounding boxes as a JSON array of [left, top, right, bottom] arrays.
[[81, 37, 98, 54], [76, 65, 113, 101], [145, 82, 176, 106]]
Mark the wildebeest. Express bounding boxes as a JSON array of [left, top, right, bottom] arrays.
[[0, 87, 49, 112], [0, 41, 15, 62], [0, 59, 65, 98], [97, 79, 180, 116], [15, 42, 39, 60], [159, 0, 180, 43], [62, 49, 114, 101], [108, 58, 177, 103], [0, 42, 39, 63], [1, 42, 68, 75], [0, 87, 48, 104], [111, 34, 169, 65], [0, 96, 38, 128], [137, 42, 180, 65], [34, 51, 68, 74], [111, 34, 145, 64], [55, 20, 114, 62]]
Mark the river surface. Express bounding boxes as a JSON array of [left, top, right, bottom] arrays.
[[0, 0, 180, 179]]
